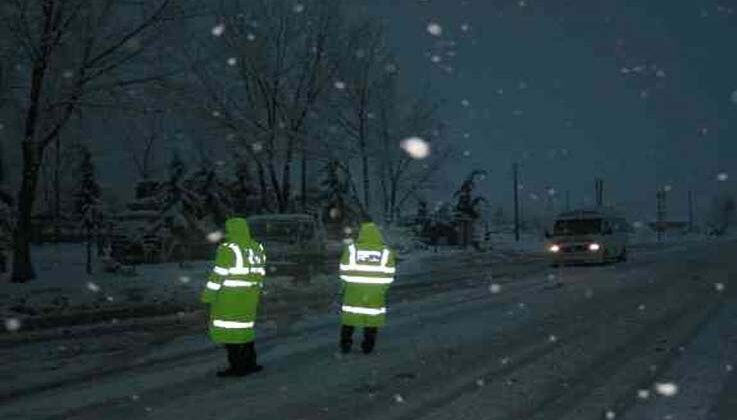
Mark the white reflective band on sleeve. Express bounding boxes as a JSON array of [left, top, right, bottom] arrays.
[[250, 267, 266, 275], [229, 267, 251, 274], [213, 266, 229, 276], [381, 248, 390, 266], [340, 275, 394, 285], [212, 319, 254, 329], [222, 279, 258, 287], [227, 243, 245, 269], [339, 263, 396, 274], [341, 305, 386, 315], [206, 281, 222, 290]]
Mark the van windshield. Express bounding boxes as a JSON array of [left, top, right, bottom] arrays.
[[553, 218, 602, 236]]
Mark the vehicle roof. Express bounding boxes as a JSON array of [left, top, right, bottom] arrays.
[[247, 213, 315, 222], [555, 207, 624, 220]]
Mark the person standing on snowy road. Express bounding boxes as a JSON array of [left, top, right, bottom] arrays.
[[201, 217, 267, 377], [338, 222, 396, 354]]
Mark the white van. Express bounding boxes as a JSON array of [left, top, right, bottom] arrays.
[[545, 208, 629, 266]]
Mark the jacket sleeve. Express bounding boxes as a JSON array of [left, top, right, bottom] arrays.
[[201, 245, 233, 304], [383, 248, 396, 293], [338, 246, 350, 293]]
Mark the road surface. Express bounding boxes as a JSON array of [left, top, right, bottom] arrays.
[[1, 240, 735, 419]]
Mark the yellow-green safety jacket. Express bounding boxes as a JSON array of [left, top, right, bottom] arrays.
[[201, 218, 266, 344], [339, 223, 396, 328]]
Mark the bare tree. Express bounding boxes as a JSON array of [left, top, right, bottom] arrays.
[[184, 0, 343, 213], [373, 78, 451, 223], [332, 21, 394, 215], [3, 0, 182, 282]]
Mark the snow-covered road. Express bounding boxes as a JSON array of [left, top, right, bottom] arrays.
[[2, 240, 735, 420]]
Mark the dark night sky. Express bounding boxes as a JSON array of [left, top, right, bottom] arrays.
[[6, 0, 733, 223], [355, 0, 737, 221]]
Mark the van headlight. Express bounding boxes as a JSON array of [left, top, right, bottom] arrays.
[[549, 244, 560, 253], [588, 243, 601, 252]]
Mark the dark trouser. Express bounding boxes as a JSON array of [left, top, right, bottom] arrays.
[[340, 325, 378, 353], [225, 342, 258, 372]]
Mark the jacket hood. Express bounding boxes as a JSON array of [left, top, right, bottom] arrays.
[[356, 223, 385, 249], [225, 217, 253, 246]]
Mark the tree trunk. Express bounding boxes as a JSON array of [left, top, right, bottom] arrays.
[[11, 143, 43, 282], [301, 143, 307, 212], [256, 160, 268, 212], [86, 230, 92, 275]]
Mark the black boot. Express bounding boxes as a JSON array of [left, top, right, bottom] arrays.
[[217, 344, 240, 377], [236, 342, 263, 376], [362, 327, 378, 354], [340, 325, 354, 353]]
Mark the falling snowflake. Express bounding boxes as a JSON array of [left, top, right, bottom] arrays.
[[131, 394, 141, 401], [393, 394, 405, 403], [585, 289, 594, 299], [247, 33, 256, 42], [529, 193, 539, 200], [63, 70, 74, 79], [430, 54, 442, 63], [638, 304, 646, 311], [463, 150, 471, 157], [518, 81, 528, 90], [461, 23, 471, 32], [500, 356, 510, 365], [513, 109, 523, 116], [548, 334, 558, 343], [716, 172, 728, 182], [0, 123, 4, 130], [384, 63, 398, 73], [654, 382, 678, 397], [637, 389, 650, 399], [518, 0, 527, 7], [5, 318, 21, 332], [714, 282, 725, 292], [179, 276, 191, 284], [86, 282, 101, 293], [547, 187, 557, 196], [329, 208, 341, 219], [605, 410, 616, 419], [212, 110, 221, 117], [633, 221, 644, 229], [106, 296, 114, 302], [207, 231, 224, 243], [620, 67, 631, 74], [334, 80, 346, 90], [211, 24, 226, 37], [426, 22, 443, 36], [476, 378, 485, 386], [463, 132, 470, 138], [655, 69, 666, 78], [489, 283, 502, 294], [292, 3, 304, 13], [400, 137, 431, 159], [227, 57, 237, 66], [461, 99, 470, 107], [547, 273, 556, 281], [726, 364, 733, 372], [663, 184, 672, 192], [731, 89, 737, 105]]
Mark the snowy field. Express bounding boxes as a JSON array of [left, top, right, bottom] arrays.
[[1, 237, 735, 419]]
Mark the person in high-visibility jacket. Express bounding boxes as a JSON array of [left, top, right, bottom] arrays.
[[201, 217, 266, 377], [339, 222, 396, 354]]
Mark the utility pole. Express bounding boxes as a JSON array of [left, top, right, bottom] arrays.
[[687, 190, 694, 233], [513, 162, 520, 242], [595, 178, 604, 208], [656, 187, 667, 242]]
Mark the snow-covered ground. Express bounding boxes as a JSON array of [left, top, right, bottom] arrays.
[[1, 237, 735, 419]]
